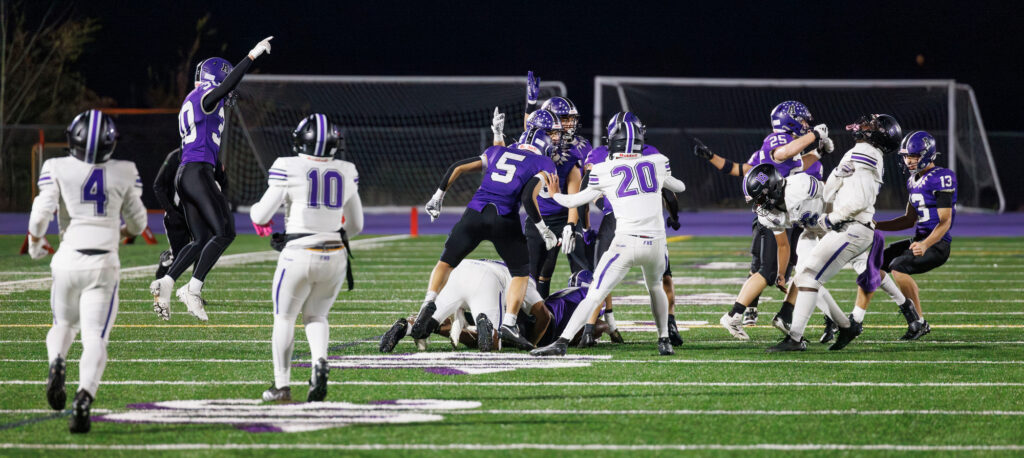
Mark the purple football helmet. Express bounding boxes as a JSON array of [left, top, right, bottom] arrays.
[[568, 269, 593, 288], [846, 114, 903, 154], [525, 109, 563, 132], [66, 110, 117, 164], [293, 113, 343, 157], [770, 101, 814, 136], [899, 130, 938, 173], [195, 57, 233, 85], [516, 127, 557, 156], [540, 96, 580, 139], [605, 112, 645, 157]]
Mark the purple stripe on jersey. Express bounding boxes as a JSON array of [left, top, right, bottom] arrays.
[[815, 242, 850, 281], [498, 290, 504, 328], [86, 109, 101, 163], [809, 177, 817, 196], [274, 268, 286, 314], [856, 230, 885, 293], [268, 172, 286, 177], [315, 114, 326, 157], [596, 253, 621, 289], [100, 282, 119, 338], [38, 177, 51, 182], [850, 154, 877, 166]]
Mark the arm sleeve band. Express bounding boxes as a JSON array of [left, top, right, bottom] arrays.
[[935, 191, 953, 208], [661, 188, 679, 218], [521, 176, 543, 222], [201, 57, 253, 112], [152, 151, 179, 213], [438, 157, 481, 191]]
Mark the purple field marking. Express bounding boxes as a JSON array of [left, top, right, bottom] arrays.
[[3, 210, 1023, 237]]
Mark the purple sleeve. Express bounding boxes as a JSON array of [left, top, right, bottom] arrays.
[[481, 146, 503, 166], [641, 145, 661, 156], [762, 132, 794, 157]]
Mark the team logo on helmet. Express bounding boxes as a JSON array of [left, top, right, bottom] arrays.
[[755, 172, 769, 185]]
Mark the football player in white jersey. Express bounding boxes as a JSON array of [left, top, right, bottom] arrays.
[[531, 112, 686, 356], [29, 110, 148, 433], [249, 114, 363, 403], [775, 114, 903, 352]]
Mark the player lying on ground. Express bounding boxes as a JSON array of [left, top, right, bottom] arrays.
[[521, 270, 615, 348], [30, 110, 148, 433], [151, 148, 227, 280], [694, 101, 831, 330], [773, 114, 903, 352], [419, 127, 559, 350], [151, 36, 272, 322], [578, 114, 683, 347], [852, 131, 957, 340], [249, 114, 363, 403], [531, 112, 686, 357], [379, 259, 545, 352]]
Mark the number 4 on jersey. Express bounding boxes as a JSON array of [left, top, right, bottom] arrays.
[[82, 168, 106, 215]]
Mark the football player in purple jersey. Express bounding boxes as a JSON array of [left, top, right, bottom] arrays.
[[862, 131, 956, 340], [150, 36, 273, 322], [418, 127, 559, 350], [522, 270, 614, 347], [693, 101, 833, 338]]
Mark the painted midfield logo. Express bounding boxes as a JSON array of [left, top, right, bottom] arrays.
[[295, 352, 611, 375], [94, 399, 481, 433]]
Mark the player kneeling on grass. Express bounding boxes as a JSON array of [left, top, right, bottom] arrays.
[[380, 259, 545, 352], [530, 112, 686, 357], [249, 114, 363, 403], [30, 110, 148, 433]]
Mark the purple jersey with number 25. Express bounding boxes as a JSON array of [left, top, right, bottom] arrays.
[[179, 82, 226, 165], [907, 166, 957, 243], [467, 145, 557, 216], [746, 132, 804, 177]]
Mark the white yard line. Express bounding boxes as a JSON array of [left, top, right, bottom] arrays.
[[3, 358, 1023, 364], [2, 443, 1024, 452], [5, 380, 1022, 387]]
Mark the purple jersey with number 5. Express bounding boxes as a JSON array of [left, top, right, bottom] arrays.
[[537, 138, 591, 217], [179, 82, 226, 165], [584, 144, 661, 214], [467, 145, 556, 216], [746, 132, 803, 177], [538, 287, 588, 346], [907, 166, 957, 243]]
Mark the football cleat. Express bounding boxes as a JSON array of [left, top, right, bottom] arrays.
[[46, 356, 67, 411], [379, 318, 408, 353], [530, 338, 568, 357], [667, 314, 684, 346], [150, 277, 173, 320], [476, 314, 494, 353], [410, 302, 438, 339], [820, 316, 838, 344], [578, 324, 597, 348], [742, 307, 759, 326], [262, 385, 292, 402], [901, 320, 931, 341], [766, 336, 807, 353], [771, 312, 792, 335], [68, 390, 93, 434], [829, 314, 863, 351], [608, 329, 625, 344], [499, 324, 535, 350], [719, 312, 750, 341], [307, 358, 329, 402], [175, 285, 209, 321], [658, 337, 674, 356]]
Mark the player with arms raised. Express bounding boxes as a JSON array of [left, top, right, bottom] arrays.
[[30, 110, 147, 433], [531, 112, 686, 356], [419, 127, 558, 349], [151, 36, 272, 321], [249, 114, 363, 402]]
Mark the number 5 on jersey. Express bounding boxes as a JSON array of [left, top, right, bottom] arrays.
[[491, 152, 525, 184]]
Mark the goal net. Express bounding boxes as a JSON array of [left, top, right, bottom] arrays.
[[221, 76, 566, 208], [593, 77, 1005, 213]]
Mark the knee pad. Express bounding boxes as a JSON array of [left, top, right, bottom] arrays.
[[794, 270, 821, 290]]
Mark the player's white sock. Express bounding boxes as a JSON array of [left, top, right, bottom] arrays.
[[46, 324, 77, 362], [604, 311, 617, 332], [879, 274, 906, 304], [503, 313, 517, 327], [818, 287, 850, 328], [188, 277, 204, 294], [272, 316, 296, 388], [649, 290, 670, 339], [852, 306, 867, 323], [304, 316, 329, 363], [424, 291, 438, 303], [77, 330, 107, 397], [916, 317, 925, 323], [789, 290, 818, 341]]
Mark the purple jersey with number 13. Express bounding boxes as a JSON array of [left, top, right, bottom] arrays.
[[467, 145, 556, 216], [179, 82, 226, 165], [908, 166, 957, 243]]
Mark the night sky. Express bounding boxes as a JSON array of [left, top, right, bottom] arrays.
[[72, 0, 1023, 130]]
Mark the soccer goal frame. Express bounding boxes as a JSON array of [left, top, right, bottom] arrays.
[[593, 76, 1005, 213]]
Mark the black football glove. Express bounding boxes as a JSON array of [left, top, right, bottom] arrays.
[[666, 214, 681, 231], [693, 138, 714, 160]]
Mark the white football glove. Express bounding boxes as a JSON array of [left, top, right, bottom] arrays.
[[27, 235, 49, 260], [248, 36, 273, 59], [535, 220, 558, 251], [490, 107, 505, 143], [813, 124, 829, 140], [819, 137, 835, 155], [560, 224, 576, 255], [425, 189, 445, 222]]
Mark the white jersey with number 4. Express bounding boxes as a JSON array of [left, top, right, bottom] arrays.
[[29, 156, 147, 267], [570, 153, 685, 237], [757, 173, 826, 238], [250, 154, 363, 248]]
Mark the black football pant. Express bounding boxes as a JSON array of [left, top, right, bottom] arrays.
[[166, 162, 236, 282]]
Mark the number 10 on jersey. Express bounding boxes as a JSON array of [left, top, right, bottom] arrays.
[[307, 169, 344, 209]]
